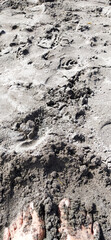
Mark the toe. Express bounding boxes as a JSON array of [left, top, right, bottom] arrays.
[[32, 211, 45, 240], [23, 207, 32, 226], [59, 198, 71, 238], [59, 198, 70, 221], [16, 212, 23, 229], [85, 213, 93, 234], [3, 228, 10, 240], [30, 203, 45, 240], [31, 209, 39, 226], [93, 222, 100, 240], [86, 213, 92, 225], [29, 202, 39, 226], [10, 222, 17, 239]]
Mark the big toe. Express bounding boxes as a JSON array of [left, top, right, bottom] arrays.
[[30, 203, 45, 240]]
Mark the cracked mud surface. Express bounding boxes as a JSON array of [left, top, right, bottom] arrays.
[[0, 0, 111, 239]]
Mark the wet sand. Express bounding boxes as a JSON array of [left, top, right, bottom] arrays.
[[0, 0, 111, 239]]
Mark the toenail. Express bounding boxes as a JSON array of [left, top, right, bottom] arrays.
[[30, 202, 34, 210], [65, 199, 70, 207]]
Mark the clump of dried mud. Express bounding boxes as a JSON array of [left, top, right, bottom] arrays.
[[0, 0, 111, 239]]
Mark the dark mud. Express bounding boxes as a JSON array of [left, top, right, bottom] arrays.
[[0, 0, 111, 239]]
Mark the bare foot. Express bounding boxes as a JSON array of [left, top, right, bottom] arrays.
[[59, 198, 100, 240], [3, 199, 100, 240], [3, 202, 45, 240]]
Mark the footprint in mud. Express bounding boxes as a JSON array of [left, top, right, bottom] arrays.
[[39, 0, 56, 2], [38, 27, 59, 49], [3, 199, 100, 240], [78, 25, 90, 32], [15, 120, 36, 143], [14, 108, 44, 144], [3, 202, 45, 240], [13, 108, 48, 151], [15, 35, 33, 59], [105, 156, 111, 169], [90, 37, 98, 47], [0, 30, 6, 36], [7, 0, 29, 10], [58, 57, 77, 70], [100, 121, 111, 148], [16, 46, 30, 59]]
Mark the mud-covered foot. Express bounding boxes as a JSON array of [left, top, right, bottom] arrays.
[[59, 198, 100, 240], [3, 202, 45, 240]]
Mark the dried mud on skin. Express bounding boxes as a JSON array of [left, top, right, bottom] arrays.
[[0, 0, 111, 239]]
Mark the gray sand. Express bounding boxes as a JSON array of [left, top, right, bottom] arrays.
[[0, 0, 111, 239]]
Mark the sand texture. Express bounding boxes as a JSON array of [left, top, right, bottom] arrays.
[[0, 0, 111, 239]]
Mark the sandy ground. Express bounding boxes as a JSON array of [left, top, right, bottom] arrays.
[[0, 0, 111, 239]]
